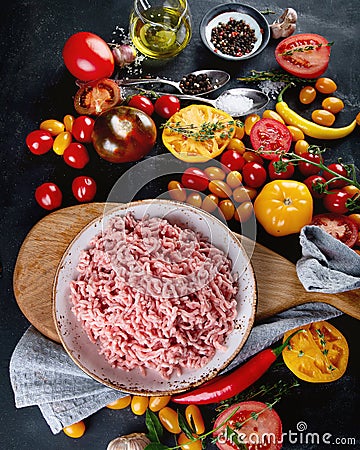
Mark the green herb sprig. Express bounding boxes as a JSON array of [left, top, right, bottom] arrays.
[[161, 119, 240, 142], [278, 41, 334, 57]]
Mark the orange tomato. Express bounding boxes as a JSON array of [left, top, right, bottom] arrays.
[[234, 201, 253, 223], [149, 395, 171, 412], [219, 199, 235, 221], [185, 405, 205, 435], [342, 185, 360, 197], [158, 407, 181, 434], [63, 421, 86, 438], [244, 113, 260, 135], [294, 139, 310, 155], [299, 86, 316, 104], [204, 166, 226, 181], [201, 194, 219, 213], [208, 180, 232, 198], [322, 97, 344, 114], [106, 395, 131, 410], [233, 186, 257, 203], [234, 123, 245, 140], [242, 151, 264, 165], [186, 192, 202, 208], [226, 137, 246, 154], [168, 180, 187, 202], [131, 396, 149, 416], [178, 432, 202, 450], [348, 213, 360, 227], [311, 109, 335, 126], [315, 77, 337, 94]]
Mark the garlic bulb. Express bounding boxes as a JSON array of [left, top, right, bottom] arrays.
[[270, 8, 298, 39], [112, 44, 137, 68], [107, 432, 151, 450]]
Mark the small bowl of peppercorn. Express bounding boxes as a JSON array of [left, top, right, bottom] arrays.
[[200, 3, 270, 61]]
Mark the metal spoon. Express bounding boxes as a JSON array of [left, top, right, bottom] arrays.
[[115, 69, 230, 96]]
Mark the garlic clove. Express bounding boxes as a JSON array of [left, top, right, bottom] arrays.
[[270, 8, 298, 39], [112, 44, 137, 68], [107, 432, 151, 450]]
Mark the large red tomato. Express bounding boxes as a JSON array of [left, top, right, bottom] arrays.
[[250, 118, 292, 159], [62, 32, 114, 81]]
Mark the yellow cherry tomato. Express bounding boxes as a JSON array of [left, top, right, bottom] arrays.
[[226, 170, 242, 189], [53, 131, 72, 155], [234, 201, 253, 223], [244, 113, 260, 135], [294, 139, 310, 155], [233, 186, 257, 203], [158, 407, 181, 434], [185, 405, 205, 435], [63, 421, 86, 438], [106, 395, 132, 410], [321, 97, 345, 114], [204, 166, 226, 181], [234, 123, 245, 140], [40, 119, 65, 136], [348, 213, 360, 227], [63, 114, 75, 132], [219, 199, 235, 221], [343, 185, 360, 197], [299, 86, 316, 104], [201, 194, 219, 213], [262, 109, 285, 124], [254, 180, 313, 236], [311, 109, 336, 126], [149, 395, 171, 412], [243, 151, 264, 165], [178, 432, 202, 450], [208, 180, 232, 198], [226, 137, 246, 154], [186, 192, 202, 208], [315, 77, 337, 94], [131, 396, 149, 416], [168, 180, 187, 202], [287, 125, 305, 141]]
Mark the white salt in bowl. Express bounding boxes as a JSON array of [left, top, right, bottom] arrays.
[[53, 199, 257, 395]]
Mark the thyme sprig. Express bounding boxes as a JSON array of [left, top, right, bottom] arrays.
[[238, 70, 316, 85], [278, 41, 334, 57], [161, 119, 240, 141]]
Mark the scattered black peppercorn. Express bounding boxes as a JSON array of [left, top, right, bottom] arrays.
[[210, 17, 257, 57], [179, 73, 214, 95]]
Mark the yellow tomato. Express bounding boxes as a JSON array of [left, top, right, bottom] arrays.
[[63, 421, 86, 438], [185, 405, 205, 435], [299, 86, 316, 104], [287, 125, 305, 141], [233, 186, 257, 203], [254, 180, 313, 236], [311, 109, 336, 126], [53, 131, 72, 155], [40, 119, 65, 136], [149, 395, 171, 412], [204, 166, 226, 181], [242, 151, 264, 165], [322, 97, 344, 114], [234, 123, 245, 140], [294, 139, 310, 155], [158, 407, 181, 434], [282, 321, 349, 383], [226, 137, 246, 154], [178, 432, 202, 450], [168, 180, 187, 202], [219, 199, 235, 221], [208, 180, 232, 198], [186, 192, 202, 208], [131, 396, 149, 416], [201, 194, 219, 213], [234, 201, 253, 223], [262, 109, 285, 124], [106, 395, 132, 410], [244, 113, 260, 135], [63, 114, 75, 132], [348, 213, 360, 227], [315, 77, 337, 94], [226, 170, 242, 189]]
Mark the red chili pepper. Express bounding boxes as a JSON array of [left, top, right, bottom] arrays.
[[172, 330, 302, 405]]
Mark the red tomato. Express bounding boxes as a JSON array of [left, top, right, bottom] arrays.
[[242, 162, 267, 188], [35, 182, 62, 210], [323, 163, 349, 189], [311, 213, 359, 247], [63, 143, 90, 169], [128, 95, 154, 116], [250, 118, 292, 159], [275, 33, 331, 79], [74, 78, 121, 116], [323, 189, 352, 214], [213, 401, 282, 450], [26, 130, 53, 155], [304, 175, 327, 198], [72, 176, 97, 202], [71, 116, 95, 143], [62, 32, 114, 81], [220, 150, 245, 172], [268, 156, 295, 180], [154, 95, 180, 119], [181, 168, 209, 191], [298, 152, 323, 176]]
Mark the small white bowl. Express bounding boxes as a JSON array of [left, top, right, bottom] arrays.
[[53, 199, 257, 395]]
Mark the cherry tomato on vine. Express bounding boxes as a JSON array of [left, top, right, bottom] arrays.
[[26, 130, 53, 155], [71, 115, 95, 143], [128, 94, 155, 116], [181, 167, 209, 191], [303, 175, 327, 199], [242, 162, 267, 188], [323, 163, 349, 189], [323, 189, 352, 214], [268, 156, 295, 180], [74, 78, 121, 116], [35, 182, 62, 210], [220, 150, 245, 172], [154, 95, 180, 118], [72, 176, 97, 202], [63, 143, 90, 169], [298, 152, 323, 176], [63, 420, 86, 438], [62, 32, 114, 81]]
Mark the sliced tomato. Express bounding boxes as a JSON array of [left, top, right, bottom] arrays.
[[275, 33, 331, 79], [250, 118, 292, 159], [213, 401, 282, 450], [311, 213, 359, 247], [74, 78, 121, 116]]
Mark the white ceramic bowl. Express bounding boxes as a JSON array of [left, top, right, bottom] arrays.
[[53, 199, 257, 395]]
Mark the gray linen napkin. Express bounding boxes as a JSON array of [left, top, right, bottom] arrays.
[[296, 225, 360, 293], [10, 301, 342, 434]]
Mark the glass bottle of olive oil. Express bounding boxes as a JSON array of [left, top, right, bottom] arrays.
[[130, 1, 191, 59]]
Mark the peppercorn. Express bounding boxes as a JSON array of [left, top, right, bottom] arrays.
[[179, 73, 214, 95]]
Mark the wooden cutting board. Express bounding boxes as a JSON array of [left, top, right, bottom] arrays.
[[13, 203, 359, 343]]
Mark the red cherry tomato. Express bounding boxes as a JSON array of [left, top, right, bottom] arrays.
[[275, 33, 331, 79], [323, 163, 349, 189], [35, 182, 62, 210], [311, 213, 358, 248], [72, 176, 97, 202], [323, 189, 352, 214], [220, 150, 245, 172], [62, 32, 114, 81], [74, 78, 121, 116], [181, 167, 209, 191], [154, 95, 180, 119], [71, 116, 95, 143], [250, 118, 292, 159], [63, 143, 90, 169], [242, 162, 267, 188], [128, 95, 154, 116], [26, 130, 54, 155], [268, 156, 295, 180], [303, 175, 327, 199], [298, 152, 323, 177]]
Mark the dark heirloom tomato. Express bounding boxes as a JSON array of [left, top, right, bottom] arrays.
[[275, 33, 331, 79], [311, 213, 358, 247], [250, 118, 292, 160], [74, 78, 121, 116], [91, 106, 157, 163]]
